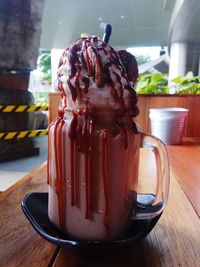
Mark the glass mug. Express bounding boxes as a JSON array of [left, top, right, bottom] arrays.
[[48, 106, 170, 240]]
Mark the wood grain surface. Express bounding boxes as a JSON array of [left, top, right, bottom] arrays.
[[0, 148, 200, 267], [48, 92, 60, 123], [52, 150, 200, 267], [167, 143, 200, 217], [187, 96, 200, 137], [48, 93, 200, 137], [48, 93, 189, 131], [135, 95, 150, 131], [0, 163, 57, 267]]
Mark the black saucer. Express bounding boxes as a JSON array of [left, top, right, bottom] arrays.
[[21, 192, 161, 249]]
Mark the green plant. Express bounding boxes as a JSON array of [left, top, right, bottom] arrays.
[[37, 51, 52, 82], [171, 72, 200, 94], [136, 73, 169, 94]]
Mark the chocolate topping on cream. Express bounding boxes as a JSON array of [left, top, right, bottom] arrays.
[[57, 36, 138, 117]]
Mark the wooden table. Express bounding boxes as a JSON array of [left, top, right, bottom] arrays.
[[0, 140, 200, 267]]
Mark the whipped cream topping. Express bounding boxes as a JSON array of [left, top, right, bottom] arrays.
[[57, 36, 138, 117]]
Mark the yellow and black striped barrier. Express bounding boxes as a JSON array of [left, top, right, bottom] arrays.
[[0, 105, 48, 113], [0, 129, 48, 140]]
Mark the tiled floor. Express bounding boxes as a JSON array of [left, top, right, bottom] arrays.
[[0, 136, 47, 191]]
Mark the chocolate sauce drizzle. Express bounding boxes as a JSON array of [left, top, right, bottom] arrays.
[[54, 117, 66, 229], [68, 112, 78, 206], [101, 130, 109, 233], [83, 114, 94, 219], [48, 36, 139, 235]]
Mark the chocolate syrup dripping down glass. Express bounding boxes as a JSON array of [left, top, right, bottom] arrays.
[[83, 114, 94, 219], [54, 117, 66, 230], [47, 123, 52, 186], [101, 130, 109, 233], [50, 35, 139, 236], [68, 112, 78, 206]]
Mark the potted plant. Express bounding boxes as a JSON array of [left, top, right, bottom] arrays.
[[134, 72, 200, 137], [136, 73, 169, 94], [169, 71, 200, 94]]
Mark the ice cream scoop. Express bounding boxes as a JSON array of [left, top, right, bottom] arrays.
[[57, 36, 138, 117]]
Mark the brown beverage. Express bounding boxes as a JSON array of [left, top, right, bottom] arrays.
[[47, 36, 169, 240]]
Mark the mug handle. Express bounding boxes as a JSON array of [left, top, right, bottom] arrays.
[[132, 132, 170, 220]]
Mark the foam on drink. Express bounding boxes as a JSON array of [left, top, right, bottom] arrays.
[[57, 36, 138, 115]]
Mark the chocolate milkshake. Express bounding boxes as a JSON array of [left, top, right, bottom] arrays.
[[48, 36, 140, 240]]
